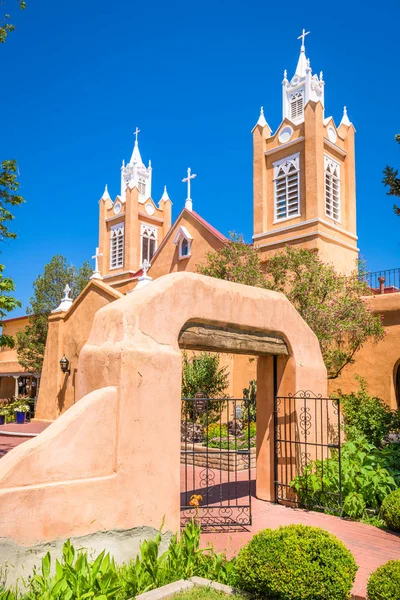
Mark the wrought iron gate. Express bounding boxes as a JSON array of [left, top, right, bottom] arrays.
[[274, 391, 343, 515], [181, 397, 253, 528]]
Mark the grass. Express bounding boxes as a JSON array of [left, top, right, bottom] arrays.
[[172, 587, 247, 600]]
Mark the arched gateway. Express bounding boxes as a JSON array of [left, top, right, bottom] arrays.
[[0, 273, 326, 551]]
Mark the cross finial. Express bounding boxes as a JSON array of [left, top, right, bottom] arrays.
[[134, 127, 141, 144], [297, 28, 310, 49], [182, 167, 197, 211], [63, 284, 71, 301], [141, 259, 150, 277], [90, 247, 103, 280]]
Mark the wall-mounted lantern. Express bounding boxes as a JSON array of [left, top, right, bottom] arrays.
[[59, 355, 70, 375]]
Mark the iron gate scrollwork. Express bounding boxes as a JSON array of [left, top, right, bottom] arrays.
[[274, 391, 343, 515], [181, 397, 253, 528]]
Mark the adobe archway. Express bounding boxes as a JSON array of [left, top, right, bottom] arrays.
[[0, 273, 326, 548]]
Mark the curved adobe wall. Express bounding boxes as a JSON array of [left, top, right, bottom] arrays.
[[0, 273, 326, 548]]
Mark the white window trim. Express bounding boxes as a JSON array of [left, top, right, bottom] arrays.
[[324, 154, 341, 223], [273, 152, 301, 223], [140, 223, 158, 265], [173, 226, 193, 260], [109, 222, 124, 270], [289, 90, 304, 124]]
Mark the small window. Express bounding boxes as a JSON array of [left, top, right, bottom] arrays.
[[138, 178, 146, 196], [179, 237, 191, 259], [110, 224, 124, 269], [273, 153, 300, 221], [290, 91, 304, 121], [141, 224, 157, 263], [324, 155, 341, 221]]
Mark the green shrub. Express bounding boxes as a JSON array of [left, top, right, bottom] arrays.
[[291, 433, 399, 518], [380, 489, 400, 532], [367, 560, 400, 600], [338, 378, 398, 446], [235, 524, 357, 600]]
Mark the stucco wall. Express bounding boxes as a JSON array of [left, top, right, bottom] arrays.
[[0, 273, 327, 549], [328, 293, 400, 409], [35, 281, 122, 420]]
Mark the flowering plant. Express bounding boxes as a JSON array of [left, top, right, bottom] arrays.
[[13, 403, 30, 413]]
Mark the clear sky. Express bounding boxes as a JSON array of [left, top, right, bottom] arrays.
[[1, 0, 400, 317]]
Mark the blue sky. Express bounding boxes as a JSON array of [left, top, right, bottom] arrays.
[[1, 0, 400, 316]]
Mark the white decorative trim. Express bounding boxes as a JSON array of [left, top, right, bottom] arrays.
[[110, 222, 124, 270], [278, 126, 293, 144], [256, 230, 359, 252], [253, 217, 358, 242], [324, 154, 341, 223], [324, 138, 347, 157], [140, 223, 158, 265], [174, 226, 193, 260], [265, 137, 305, 156]]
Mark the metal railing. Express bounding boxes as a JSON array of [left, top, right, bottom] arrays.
[[365, 268, 400, 294]]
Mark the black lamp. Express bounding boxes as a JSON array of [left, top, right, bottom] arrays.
[[60, 355, 70, 374]]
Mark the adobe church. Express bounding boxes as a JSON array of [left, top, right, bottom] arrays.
[[3, 32, 400, 418]]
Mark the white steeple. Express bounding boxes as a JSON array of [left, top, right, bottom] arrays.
[[160, 186, 171, 202], [101, 184, 111, 201], [256, 106, 267, 127], [282, 29, 325, 125], [120, 127, 152, 202], [340, 106, 352, 127]]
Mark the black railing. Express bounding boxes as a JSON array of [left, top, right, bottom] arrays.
[[365, 268, 400, 294]]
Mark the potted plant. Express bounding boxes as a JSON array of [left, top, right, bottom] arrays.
[[14, 402, 30, 424], [0, 407, 8, 426]]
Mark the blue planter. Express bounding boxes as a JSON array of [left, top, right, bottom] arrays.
[[16, 411, 26, 425], [0, 415, 4, 425]]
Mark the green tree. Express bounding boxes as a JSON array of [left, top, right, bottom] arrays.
[[181, 351, 229, 398], [197, 232, 268, 288], [198, 240, 384, 379], [383, 133, 400, 214], [1, 0, 26, 44], [16, 255, 92, 372], [0, 160, 24, 347]]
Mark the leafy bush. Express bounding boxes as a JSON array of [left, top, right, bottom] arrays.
[[338, 378, 398, 446], [291, 434, 399, 518], [380, 489, 400, 532], [367, 560, 400, 600], [235, 524, 357, 600], [182, 352, 229, 400]]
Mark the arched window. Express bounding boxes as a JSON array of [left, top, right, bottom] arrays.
[[290, 91, 304, 121], [140, 224, 157, 263], [180, 238, 190, 257], [110, 224, 124, 269]]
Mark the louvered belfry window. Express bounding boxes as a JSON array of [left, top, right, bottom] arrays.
[[324, 155, 341, 221], [138, 178, 146, 196], [110, 224, 124, 269], [274, 153, 300, 221], [290, 91, 304, 121]]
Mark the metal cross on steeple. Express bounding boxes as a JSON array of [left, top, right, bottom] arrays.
[[182, 167, 197, 201], [134, 127, 141, 144], [90, 247, 103, 280], [297, 28, 310, 49]]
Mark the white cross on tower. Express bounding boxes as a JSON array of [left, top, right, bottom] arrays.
[[297, 28, 310, 49], [90, 247, 103, 280], [63, 284, 72, 301], [134, 127, 141, 144], [182, 167, 197, 211], [141, 259, 150, 277]]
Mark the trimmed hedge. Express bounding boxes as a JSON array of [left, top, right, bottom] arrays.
[[380, 489, 400, 532], [367, 560, 400, 600], [235, 524, 357, 600]]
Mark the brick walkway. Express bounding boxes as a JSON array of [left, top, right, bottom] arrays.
[[0, 421, 50, 457], [181, 465, 400, 600]]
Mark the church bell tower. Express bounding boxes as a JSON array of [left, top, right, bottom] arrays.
[[253, 30, 358, 275]]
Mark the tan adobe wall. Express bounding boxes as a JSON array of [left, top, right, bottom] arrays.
[[35, 281, 123, 420], [328, 294, 400, 409]]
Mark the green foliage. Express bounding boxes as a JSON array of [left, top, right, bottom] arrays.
[[0, 160, 25, 348], [264, 247, 384, 379], [291, 433, 400, 519], [197, 233, 268, 288], [235, 524, 357, 600], [119, 519, 234, 599], [338, 378, 399, 446], [383, 133, 400, 215], [0, 1, 26, 44], [182, 352, 229, 400], [16, 255, 92, 372], [380, 489, 400, 532], [198, 242, 384, 379], [242, 379, 256, 421], [367, 560, 400, 600]]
